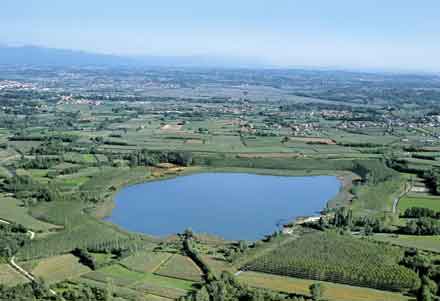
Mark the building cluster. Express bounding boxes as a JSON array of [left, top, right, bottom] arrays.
[[0, 80, 34, 90], [57, 95, 102, 106]]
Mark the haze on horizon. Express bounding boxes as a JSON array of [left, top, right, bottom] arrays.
[[2, 0, 440, 72]]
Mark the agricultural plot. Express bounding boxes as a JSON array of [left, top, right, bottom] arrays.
[[154, 254, 203, 282], [63, 152, 97, 164], [80, 166, 151, 195], [202, 255, 235, 277], [90, 252, 116, 267], [398, 196, 440, 212], [18, 201, 131, 260], [132, 273, 195, 299], [0, 165, 12, 178], [29, 254, 91, 284], [82, 264, 145, 287], [145, 295, 174, 301], [371, 234, 440, 253], [82, 264, 194, 299], [0, 195, 57, 232], [0, 264, 29, 286], [135, 282, 189, 300], [352, 177, 404, 212], [0, 149, 19, 163], [325, 129, 399, 145], [242, 231, 419, 292], [75, 277, 143, 300], [58, 166, 101, 179], [238, 271, 412, 301], [120, 251, 172, 273], [54, 176, 90, 190]]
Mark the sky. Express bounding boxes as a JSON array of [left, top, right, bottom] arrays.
[[1, 0, 440, 71]]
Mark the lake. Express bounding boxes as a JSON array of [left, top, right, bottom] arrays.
[[106, 173, 341, 240]]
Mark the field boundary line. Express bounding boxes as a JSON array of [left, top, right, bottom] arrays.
[[151, 253, 174, 273]]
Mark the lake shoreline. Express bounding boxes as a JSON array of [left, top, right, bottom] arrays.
[[102, 169, 348, 240]]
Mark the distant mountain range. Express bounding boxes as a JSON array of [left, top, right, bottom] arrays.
[[0, 45, 266, 68]]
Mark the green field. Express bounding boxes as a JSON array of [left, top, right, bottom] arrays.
[[0, 195, 58, 232], [154, 254, 203, 282], [81, 263, 195, 299], [371, 234, 440, 253], [27, 254, 91, 284], [238, 271, 413, 301], [133, 272, 195, 299], [0, 264, 29, 287], [120, 251, 172, 273], [82, 264, 146, 287], [398, 196, 440, 212]]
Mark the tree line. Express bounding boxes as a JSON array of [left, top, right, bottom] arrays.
[[126, 149, 193, 167]]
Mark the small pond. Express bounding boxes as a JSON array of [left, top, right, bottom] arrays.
[[105, 173, 341, 240]]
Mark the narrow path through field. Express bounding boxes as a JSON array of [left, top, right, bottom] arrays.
[[9, 256, 35, 282], [392, 183, 412, 214], [1, 218, 58, 296], [151, 253, 174, 273], [0, 218, 35, 239]]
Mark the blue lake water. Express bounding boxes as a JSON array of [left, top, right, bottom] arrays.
[[105, 173, 341, 240]]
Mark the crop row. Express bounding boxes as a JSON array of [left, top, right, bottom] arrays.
[[243, 231, 420, 292]]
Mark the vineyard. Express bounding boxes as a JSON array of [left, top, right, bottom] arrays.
[[242, 231, 420, 292]]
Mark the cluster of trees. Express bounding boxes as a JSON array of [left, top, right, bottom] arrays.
[[85, 237, 150, 259], [72, 243, 136, 271], [222, 240, 249, 262], [0, 281, 56, 301], [126, 149, 193, 167], [16, 156, 60, 170], [0, 222, 29, 258], [321, 207, 393, 234], [2, 175, 40, 194], [29, 140, 68, 156], [401, 218, 440, 235], [423, 169, 440, 195], [325, 206, 440, 236], [72, 248, 98, 270], [401, 250, 440, 301], [254, 131, 278, 137], [47, 166, 81, 178], [2, 175, 63, 203], [180, 271, 288, 301], [412, 154, 438, 161], [57, 283, 107, 301], [386, 158, 424, 175], [182, 232, 287, 301], [309, 283, 325, 301], [0, 280, 108, 301], [9, 133, 78, 143], [402, 207, 440, 219], [279, 102, 356, 113], [330, 207, 353, 228], [183, 233, 215, 282], [351, 160, 397, 184], [337, 142, 384, 148], [390, 163, 440, 195]]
